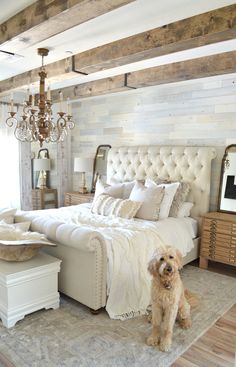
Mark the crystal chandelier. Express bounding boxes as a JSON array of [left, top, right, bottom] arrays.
[[6, 48, 75, 147]]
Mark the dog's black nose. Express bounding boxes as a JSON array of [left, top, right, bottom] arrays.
[[166, 265, 172, 272]]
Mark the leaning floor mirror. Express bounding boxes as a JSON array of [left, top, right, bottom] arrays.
[[91, 145, 111, 193], [218, 144, 236, 213]]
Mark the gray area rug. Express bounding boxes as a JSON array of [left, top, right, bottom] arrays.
[[0, 266, 235, 367]]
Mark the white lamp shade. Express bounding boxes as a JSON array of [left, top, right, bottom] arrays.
[[33, 158, 51, 171], [74, 157, 93, 173]]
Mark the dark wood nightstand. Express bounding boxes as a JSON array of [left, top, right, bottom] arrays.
[[64, 192, 94, 206], [32, 189, 58, 210], [200, 211, 236, 269]]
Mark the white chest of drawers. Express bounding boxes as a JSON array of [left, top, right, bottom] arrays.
[[0, 252, 61, 328]]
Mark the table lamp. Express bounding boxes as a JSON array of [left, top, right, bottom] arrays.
[[34, 158, 51, 189], [74, 157, 93, 194]]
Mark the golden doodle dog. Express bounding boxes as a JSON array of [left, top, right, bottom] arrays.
[[147, 246, 197, 352]]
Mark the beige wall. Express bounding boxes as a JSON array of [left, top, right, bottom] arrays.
[[71, 73, 236, 211]]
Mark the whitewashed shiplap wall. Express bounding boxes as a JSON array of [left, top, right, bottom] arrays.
[[71, 73, 236, 211]]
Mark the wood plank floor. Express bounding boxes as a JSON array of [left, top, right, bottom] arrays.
[[0, 352, 16, 367], [172, 261, 236, 367]]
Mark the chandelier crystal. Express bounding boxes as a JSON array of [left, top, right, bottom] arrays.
[[6, 48, 75, 147]]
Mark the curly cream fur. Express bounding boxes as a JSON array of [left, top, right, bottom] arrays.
[[147, 246, 193, 352]]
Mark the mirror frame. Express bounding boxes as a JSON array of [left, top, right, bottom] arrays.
[[91, 144, 111, 193], [218, 144, 236, 214]]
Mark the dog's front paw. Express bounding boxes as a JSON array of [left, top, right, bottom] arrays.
[[146, 334, 159, 346], [159, 338, 171, 352], [179, 317, 192, 329]]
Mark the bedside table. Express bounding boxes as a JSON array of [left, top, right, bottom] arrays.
[[32, 189, 58, 210], [64, 192, 94, 206], [200, 211, 236, 269]]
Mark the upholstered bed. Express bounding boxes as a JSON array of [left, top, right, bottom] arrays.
[[15, 145, 216, 317]]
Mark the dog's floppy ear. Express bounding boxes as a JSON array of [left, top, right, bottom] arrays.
[[175, 249, 183, 270], [148, 256, 158, 276]]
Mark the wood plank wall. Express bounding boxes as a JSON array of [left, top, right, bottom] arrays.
[[71, 73, 236, 211]]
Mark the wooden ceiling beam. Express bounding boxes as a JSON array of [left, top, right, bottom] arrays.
[[0, 0, 135, 52], [0, 4, 235, 97], [51, 75, 130, 101], [0, 57, 76, 95], [51, 51, 236, 101], [73, 4, 236, 74], [128, 51, 236, 88]]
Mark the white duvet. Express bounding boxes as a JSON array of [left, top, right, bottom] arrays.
[[16, 204, 195, 319]]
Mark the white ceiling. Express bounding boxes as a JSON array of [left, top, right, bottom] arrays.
[[0, 0, 236, 92], [0, 0, 37, 24]]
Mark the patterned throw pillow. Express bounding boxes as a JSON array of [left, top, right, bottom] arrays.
[[91, 194, 141, 219], [155, 179, 190, 217], [145, 179, 179, 219]]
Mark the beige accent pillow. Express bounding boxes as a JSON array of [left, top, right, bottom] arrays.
[[91, 194, 141, 219], [152, 179, 190, 218], [145, 179, 179, 219], [129, 181, 165, 221], [169, 182, 190, 217]]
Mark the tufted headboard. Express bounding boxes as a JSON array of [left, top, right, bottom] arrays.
[[107, 146, 216, 222]]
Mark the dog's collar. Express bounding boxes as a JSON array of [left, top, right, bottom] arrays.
[[162, 280, 172, 290]]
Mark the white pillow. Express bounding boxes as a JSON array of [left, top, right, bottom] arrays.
[[91, 194, 141, 219], [122, 181, 136, 199], [0, 208, 17, 224], [176, 202, 193, 218], [0, 221, 31, 232], [94, 178, 123, 200], [145, 179, 179, 219], [129, 181, 165, 220], [109, 178, 136, 199]]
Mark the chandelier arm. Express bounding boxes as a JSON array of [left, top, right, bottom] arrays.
[[6, 112, 17, 127]]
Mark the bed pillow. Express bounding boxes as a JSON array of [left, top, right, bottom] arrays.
[[155, 179, 190, 217], [91, 194, 141, 219], [0, 220, 31, 232], [129, 181, 165, 221], [94, 178, 123, 200], [176, 202, 193, 218], [145, 179, 179, 219], [109, 178, 136, 199], [0, 208, 17, 224]]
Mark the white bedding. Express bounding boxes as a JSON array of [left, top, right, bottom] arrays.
[[15, 203, 195, 319]]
